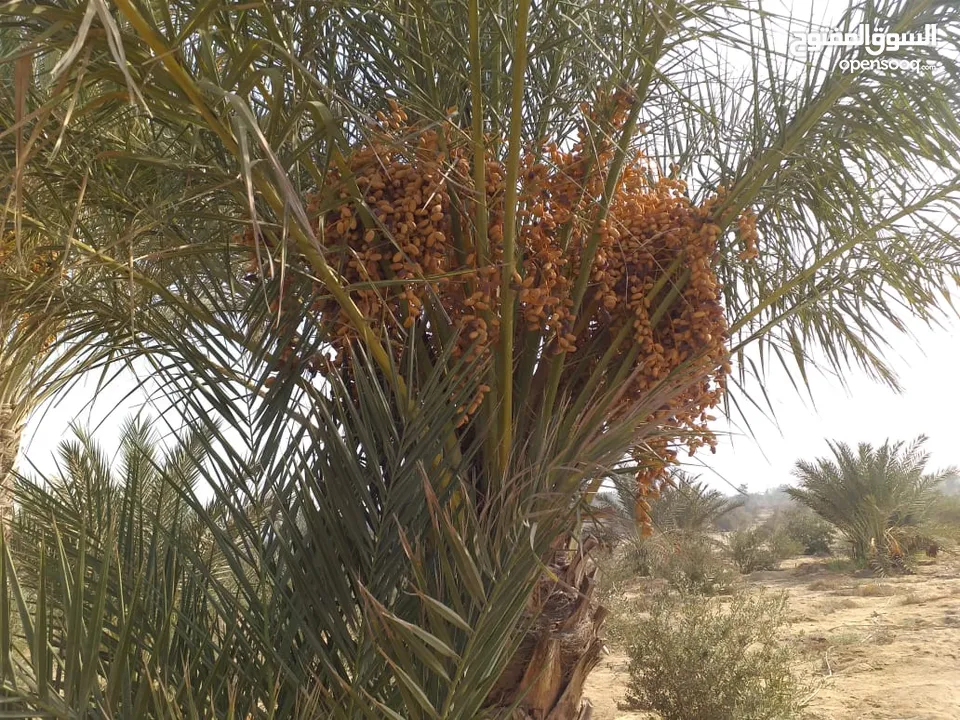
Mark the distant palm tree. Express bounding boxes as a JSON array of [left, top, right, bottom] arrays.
[[597, 471, 743, 538], [595, 471, 744, 584], [787, 437, 955, 570]]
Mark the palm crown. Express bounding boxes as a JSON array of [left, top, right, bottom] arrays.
[[787, 436, 955, 566]]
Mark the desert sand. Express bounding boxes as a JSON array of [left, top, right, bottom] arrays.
[[584, 556, 960, 720]]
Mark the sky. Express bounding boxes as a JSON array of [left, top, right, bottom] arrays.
[[693, 313, 960, 493], [693, 0, 960, 493], [17, 0, 960, 495]]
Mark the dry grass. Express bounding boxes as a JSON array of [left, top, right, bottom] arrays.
[[899, 591, 924, 605], [807, 578, 844, 592], [832, 582, 897, 597], [899, 590, 954, 605], [792, 562, 829, 576], [818, 598, 860, 614]]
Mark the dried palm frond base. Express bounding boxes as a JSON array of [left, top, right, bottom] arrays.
[[0, 402, 26, 539], [865, 531, 927, 576], [487, 537, 607, 719]]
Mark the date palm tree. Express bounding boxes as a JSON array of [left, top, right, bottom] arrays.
[[3, 0, 960, 715], [593, 471, 744, 551], [787, 437, 955, 570], [606, 471, 744, 534]]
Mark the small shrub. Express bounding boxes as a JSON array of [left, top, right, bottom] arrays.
[[782, 507, 835, 555], [728, 528, 781, 573], [826, 630, 865, 647], [659, 534, 739, 595], [602, 594, 651, 649], [623, 591, 806, 720], [596, 544, 649, 598]]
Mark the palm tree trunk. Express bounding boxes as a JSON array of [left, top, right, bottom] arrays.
[[487, 537, 606, 719], [0, 402, 24, 538]]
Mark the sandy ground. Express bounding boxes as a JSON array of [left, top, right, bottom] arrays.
[[584, 556, 960, 720]]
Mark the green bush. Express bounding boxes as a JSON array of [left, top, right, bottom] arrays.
[[727, 527, 782, 573], [660, 534, 739, 595], [596, 540, 659, 599], [623, 591, 806, 720], [727, 513, 826, 573], [602, 532, 738, 595], [766, 523, 804, 560], [603, 532, 738, 595], [601, 593, 651, 650], [782, 507, 835, 555]]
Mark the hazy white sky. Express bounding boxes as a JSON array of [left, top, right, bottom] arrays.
[[688, 0, 960, 492], [698, 314, 960, 492], [18, 0, 960, 494]]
